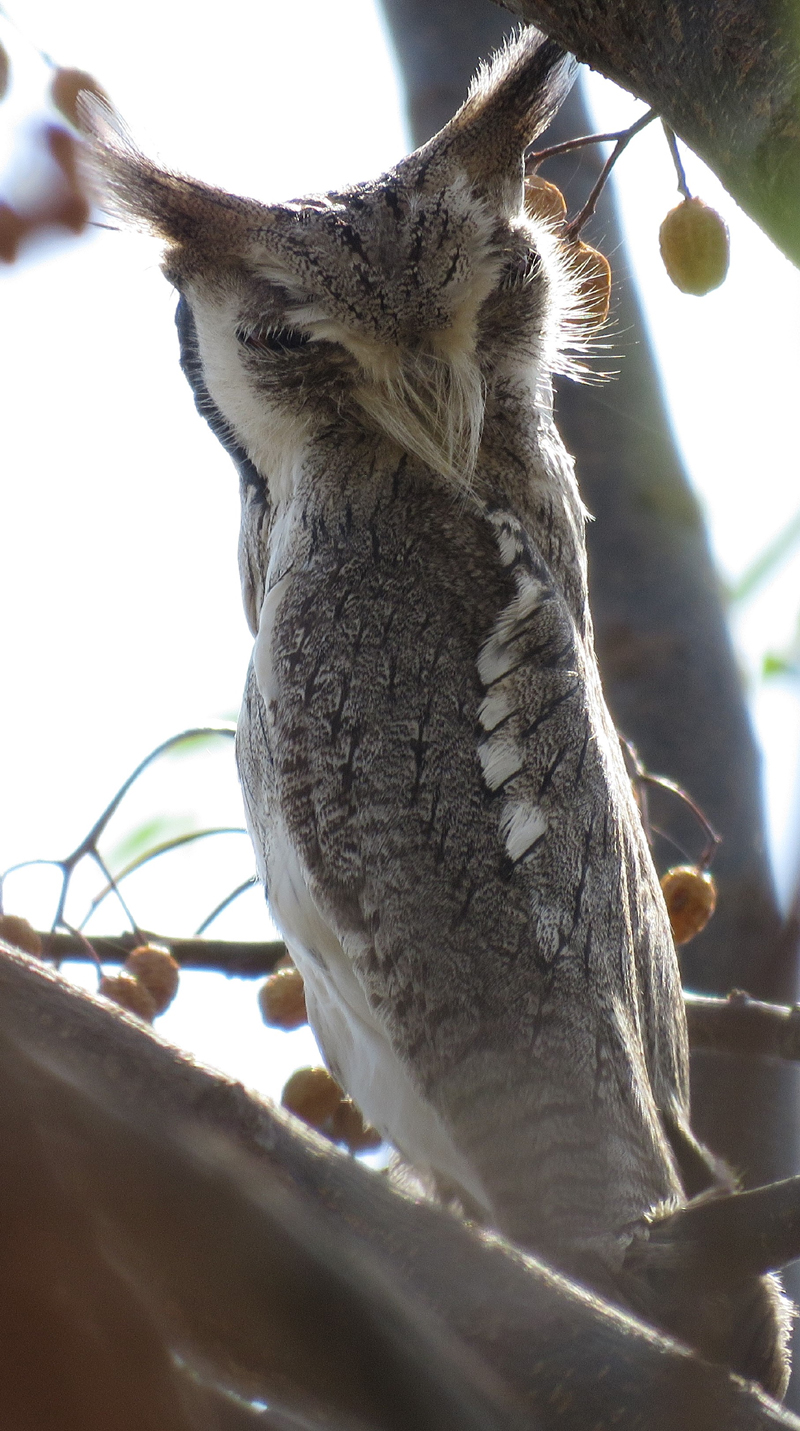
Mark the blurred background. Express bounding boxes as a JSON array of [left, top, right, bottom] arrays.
[[1, 0, 799, 1107]]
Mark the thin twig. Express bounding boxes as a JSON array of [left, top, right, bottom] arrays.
[[89, 849, 145, 941], [563, 109, 658, 239], [620, 737, 721, 868], [636, 772, 722, 868], [59, 921, 103, 974], [1, 726, 236, 934], [36, 929, 288, 977], [195, 877, 259, 937], [59, 725, 236, 890], [526, 113, 655, 170], [662, 122, 691, 198], [82, 827, 250, 925]]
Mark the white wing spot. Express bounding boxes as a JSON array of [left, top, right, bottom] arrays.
[[478, 687, 513, 732], [487, 515, 521, 566], [476, 634, 515, 686], [501, 804, 547, 862], [511, 573, 544, 620], [478, 737, 524, 791]]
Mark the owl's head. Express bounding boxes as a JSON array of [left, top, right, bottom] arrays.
[[84, 29, 578, 492]]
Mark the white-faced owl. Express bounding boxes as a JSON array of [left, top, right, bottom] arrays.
[[84, 28, 791, 1396]]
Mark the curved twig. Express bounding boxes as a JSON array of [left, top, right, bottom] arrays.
[[82, 828, 250, 925]]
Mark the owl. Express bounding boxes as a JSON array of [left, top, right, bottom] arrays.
[[85, 28, 790, 1395]]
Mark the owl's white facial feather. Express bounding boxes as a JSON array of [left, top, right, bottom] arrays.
[[187, 284, 310, 507]]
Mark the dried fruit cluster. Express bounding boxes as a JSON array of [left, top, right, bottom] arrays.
[[524, 175, 612, 327], [259, 964, 382, 1154], [0, 59, 111, 264], [99, 944, 180, 1022], [0, 918, 180, 1021], [281, 1065, 383, 1155]]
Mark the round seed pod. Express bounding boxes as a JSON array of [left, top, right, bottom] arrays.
[[524, 175, 567, 226], [124, 944, 179, 1015], [258, 967, 307, 1030], [281, 1066, 342, 1131], [0, 43, 10, 103], [659, 197, 729, 295], [99, 973, 158, 1022], [50, 67, 111, 130], [331, 1099, 383, 1153], [569, 240, 612, 326], [661, 865, 718, 945], [0, 914, 43, 958]]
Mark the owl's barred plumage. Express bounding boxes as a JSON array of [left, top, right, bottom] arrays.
[[85, 27, 790, 1395]]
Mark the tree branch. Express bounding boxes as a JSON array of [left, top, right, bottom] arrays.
[[37, 932, 800, 1065], [41, 929, 287, 977], [685, 992, 800, 1063], [2, 940, 797, 1429], [500, 0, 800, 269]]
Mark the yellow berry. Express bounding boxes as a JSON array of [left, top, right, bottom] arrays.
[[524, 175, 567, 226], [123, 944, 179, 1015], [258, 967, 307, 1030], [331, 1099, 383, 1153], [661, 865, 717, 945], [99, 973, 158, 1022], [0, 914, 43, 958], [49, 67, 111, 130], [281, 1066, 342, 1131], [659, 197, 729, 295]]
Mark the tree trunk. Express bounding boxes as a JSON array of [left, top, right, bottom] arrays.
[[378, 0, 800, 1401]]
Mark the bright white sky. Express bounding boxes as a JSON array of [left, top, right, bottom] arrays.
[[1, 0, 799, 1103]]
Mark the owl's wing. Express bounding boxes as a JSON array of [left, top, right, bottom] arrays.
[[239, 468, 688, 1261], [238, 691, 492, 1212]]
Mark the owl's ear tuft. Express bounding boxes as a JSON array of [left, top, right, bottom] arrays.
[[433, 27, 576, 207], [77, 92, 258, 252]]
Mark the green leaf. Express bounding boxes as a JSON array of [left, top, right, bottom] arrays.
[[762, 653, 798, 679], [108, 815, 196, 867]]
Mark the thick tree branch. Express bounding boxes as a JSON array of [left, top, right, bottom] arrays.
[[1, 940, 797, 1430], [41, 929, 287, 977], [500, 0, 800, 269], [686, 992, 800, 1063], [36, 930, 800, 1067]]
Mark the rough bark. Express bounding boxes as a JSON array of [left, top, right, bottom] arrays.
[[1, 941, 797, 1431], [500, 0, 800, 270], [378, 0, 800, 1398]]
